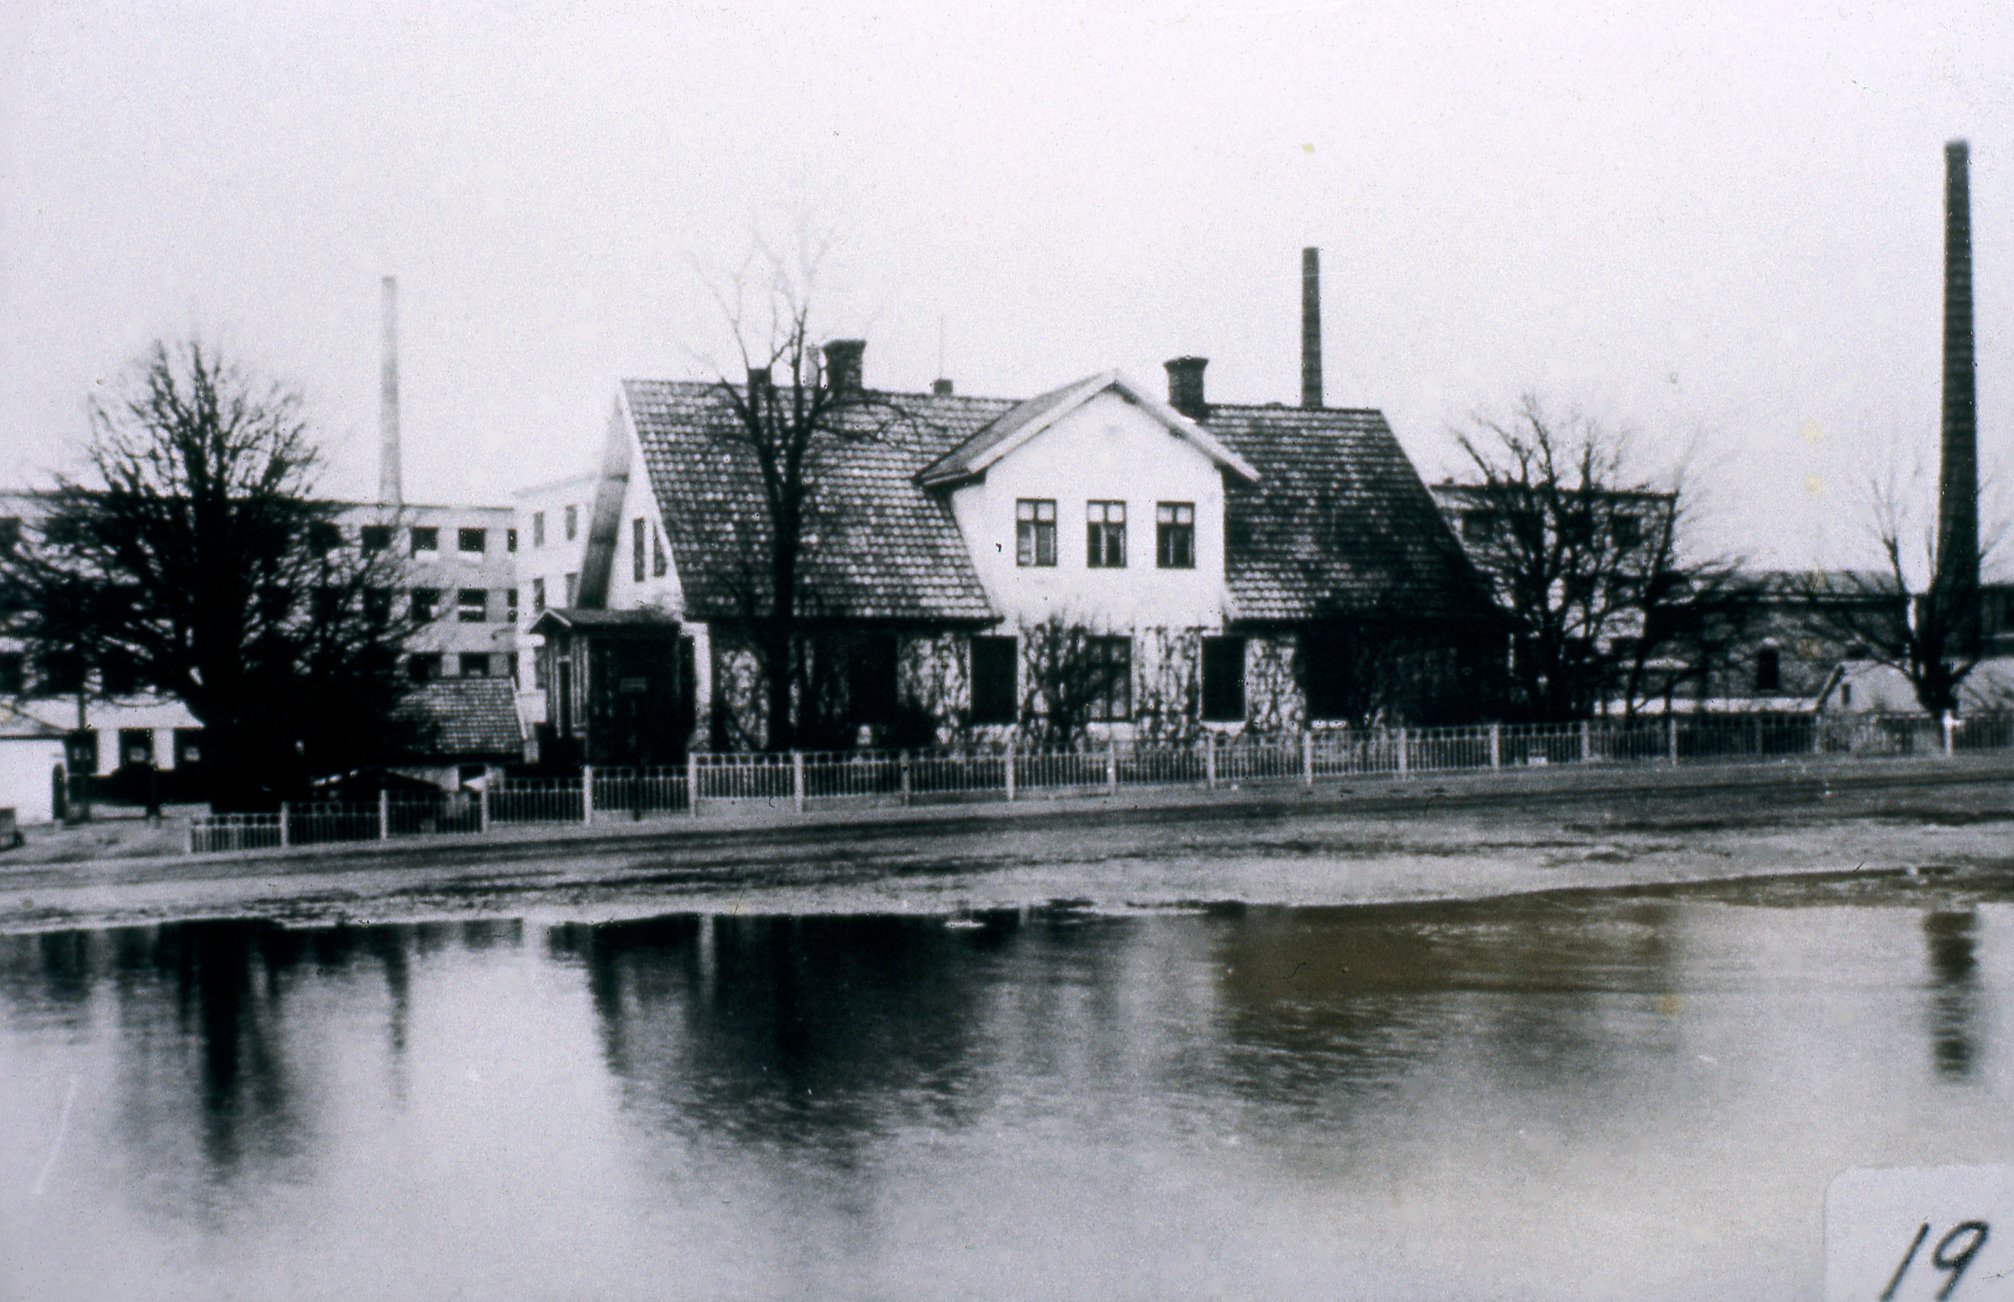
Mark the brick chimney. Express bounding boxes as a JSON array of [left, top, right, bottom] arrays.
[[931, 377, 954, 397], [1935, 139, 1981, 655], [1301, 247, 1323, 409], [1164, 356, 1208, 420], [822, 339, 865, 394]]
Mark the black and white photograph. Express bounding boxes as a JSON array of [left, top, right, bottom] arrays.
[[2, 3, 2012, 1297]]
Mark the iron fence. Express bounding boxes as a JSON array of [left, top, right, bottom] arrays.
[[184, 711, 2013, 854]]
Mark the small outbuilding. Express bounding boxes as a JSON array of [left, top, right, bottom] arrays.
[[0, 702, 73, 825]]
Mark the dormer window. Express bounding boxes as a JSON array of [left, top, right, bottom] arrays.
[[1087, 501, 1126, 568], [1016, 499, 1056, 567]]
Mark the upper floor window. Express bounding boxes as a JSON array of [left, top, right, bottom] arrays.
[[1016, 499, 1056, 567], [411, 587, 440, 622], [652, 524, 668, 577], [1156, 502, 1195, 569], [459, 653, 490, 678], [1086, 501, 1126, 568], [458, 528, 487, 555], [564, 572, 579, 606], [532, 577, 546, 613], [506, 528, 518, 553], [633, 517, 648, 582], [359, 524, 392, 553], [0, 652, 23, 696], [532, 512, 546, 547], [564, 505, 579, 541], [410, 526, 439, 556], [507, 588, 520, 623], [363, 587, 393, 625], [457, 588, 487, 623]]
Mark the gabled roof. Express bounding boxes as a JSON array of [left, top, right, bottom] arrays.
[[0, 702, 67, 741], [623, 379, 1014, 623], [391, 678, 524, 759], [916, 371, 1259, 488], [1211, 405, 1493, 623]]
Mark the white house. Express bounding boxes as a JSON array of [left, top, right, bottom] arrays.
[[527, 342, 1496, 761]]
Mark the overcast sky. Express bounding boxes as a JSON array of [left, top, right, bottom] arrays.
[[3, 0, 2010, 571]]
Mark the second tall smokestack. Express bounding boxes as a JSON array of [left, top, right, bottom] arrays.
[[1301, 247, 1323, 409], [1935, 140, 1979, 655], [379, 275, 404, 508]]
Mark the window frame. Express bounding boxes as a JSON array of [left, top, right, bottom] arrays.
[[359, 524, 393, 553], [457, 527, 487, 555], [1086, 501, 1127, 569], [564, 506, 578, 541], [1155, 501, 1195, 569], [1016, 499, 1057, 568], [456, 588, 488, 623], [532, 512, 546, 547], [410, 587, 441, 623], [1086, 635, 1133, 721], [458, 653, 491, 678], [410, 526, 440, 556], [408, 652, 443, 682], [632, 516, 647, 582]]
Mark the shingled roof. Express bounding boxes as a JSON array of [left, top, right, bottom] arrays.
[[392, 678, 524, 759], [624, 379, 1013, 623], [1209, 404, 1493, 623], [623, 375, 1488, 628]]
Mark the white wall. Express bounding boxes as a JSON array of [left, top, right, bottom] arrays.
[[0, 738, 66, 823], [603, 455, 685, 615], [949, 389, 1231, 631], [513, 474, 597, 706]]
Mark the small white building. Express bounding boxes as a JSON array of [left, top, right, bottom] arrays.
[[0, 703, 71, 824]]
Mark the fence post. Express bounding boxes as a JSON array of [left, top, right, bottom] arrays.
[[479, 779, 491, 834], [1003, 744, 1015, 802], [1488, 723, 1501, 771], [687, 752, 701, 818], [278, 801, 290, 849], [1668, 714, 1679, 766], [378, 787, 391, 839], [1579, 720, 1592, 764], [1106, 739, 1118, 796], [186, 820, 197, 854], [1302, 730, 1315, 786], [792, 750, 806, 812], [1396, 727, 1409, 779], [1205, 736, 1218, 790], [582, 765, 594, 825], [1942, 712, 1955, 758], [1753, 714, 1763, 758]]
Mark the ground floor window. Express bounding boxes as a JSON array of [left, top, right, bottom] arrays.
[[118, 727, 155, 767], [459, 653, 491, 678], [970, 636, 1017, 724], [1201, 635, 1246, 722], [1086, 636, 1132, 721]]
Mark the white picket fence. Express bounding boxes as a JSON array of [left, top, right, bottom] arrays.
[[186, 711, 2013, 854]]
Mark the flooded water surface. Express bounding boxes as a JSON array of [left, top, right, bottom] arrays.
[[3, 875, 2012, 1299]]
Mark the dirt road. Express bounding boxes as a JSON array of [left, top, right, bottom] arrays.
[[3, 754, 2011, 933]]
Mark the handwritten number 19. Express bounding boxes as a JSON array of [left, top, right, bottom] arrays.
[[1880, 1220, 1990, 1300]]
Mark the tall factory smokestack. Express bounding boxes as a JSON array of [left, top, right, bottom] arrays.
[[1935, 140, 1979, 654], [379, 275, 404, 507], [1300, 247, 1324, 409]]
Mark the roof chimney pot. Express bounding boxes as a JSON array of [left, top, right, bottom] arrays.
[[822, 339, 865, 395], [1164, 356, 1209, 420]]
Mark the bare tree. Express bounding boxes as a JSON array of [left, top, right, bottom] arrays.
[[1795, 468, 2006, 717], [698, 236, 919, 750], [0, 340, 420, 808], [1451, 396, 1715, 722]]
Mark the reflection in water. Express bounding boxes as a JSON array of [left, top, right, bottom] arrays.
[[0, 888, 2008, 1297], [1924, 909, 1982, 1080]]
